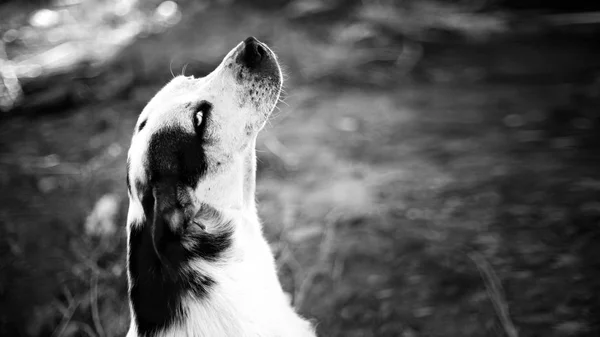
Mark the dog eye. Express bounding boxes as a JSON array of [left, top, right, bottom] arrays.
[[193, 101, 212, 133]]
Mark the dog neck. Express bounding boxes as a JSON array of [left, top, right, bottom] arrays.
[[242, 137, 258, 213], [184, 141, 257, 220], [127, 138, 316, 337]]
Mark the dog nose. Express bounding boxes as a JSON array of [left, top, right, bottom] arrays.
[[240, 36, 266, 68]]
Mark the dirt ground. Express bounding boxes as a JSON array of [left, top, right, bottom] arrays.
[[1, 2, 600, 336]]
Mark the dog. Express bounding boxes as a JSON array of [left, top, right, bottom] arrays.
[[125, 37, 316, 337]]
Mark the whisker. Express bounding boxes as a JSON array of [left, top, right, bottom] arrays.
[[181, 63, 189, 76], [266, 118, 273, 127], [277, 94, 290, 105], [169, 59, 176, 79]]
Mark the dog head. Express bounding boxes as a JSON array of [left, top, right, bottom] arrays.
[[126, 36, 281, 264], [127, 36, 281, 226]]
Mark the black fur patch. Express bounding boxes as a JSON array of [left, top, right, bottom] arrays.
[[129, 196, 233, 336], [147, 126, 208, 188], [128, 124, 233, 336]]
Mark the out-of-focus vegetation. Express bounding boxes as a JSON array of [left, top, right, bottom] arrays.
[[1, 0, 600, 336]]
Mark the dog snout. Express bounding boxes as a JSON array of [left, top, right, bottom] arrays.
[[240, 37, 265, 68], [225, 37, 282, 117], [236, 36, 279, 74]]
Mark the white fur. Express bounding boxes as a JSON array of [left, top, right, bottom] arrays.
[[152, 211, 314, 337], [126, 40, 316, 337]]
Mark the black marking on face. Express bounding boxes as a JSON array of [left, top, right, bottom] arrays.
[[147, 126, 207, 188]]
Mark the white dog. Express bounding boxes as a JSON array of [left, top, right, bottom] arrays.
[[125, 37, 316, 337]]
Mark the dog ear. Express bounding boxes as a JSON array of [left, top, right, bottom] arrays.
[[147, 183, 193, 265], [143, 183, 233, 265], [147, 183, 233, 270]]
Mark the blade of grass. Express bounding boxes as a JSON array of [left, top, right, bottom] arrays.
[[91, 273, 106, 337], [469, 251, 519, 337]]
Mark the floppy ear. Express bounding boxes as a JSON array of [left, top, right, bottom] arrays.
[[145, 183, 233, 266], [148, 183, 193, 266]]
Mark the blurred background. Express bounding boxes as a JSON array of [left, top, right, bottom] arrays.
[[1, 0, 600, 336]]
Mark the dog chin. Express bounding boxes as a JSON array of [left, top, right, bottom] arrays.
[[219, 38, 282, 124]]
